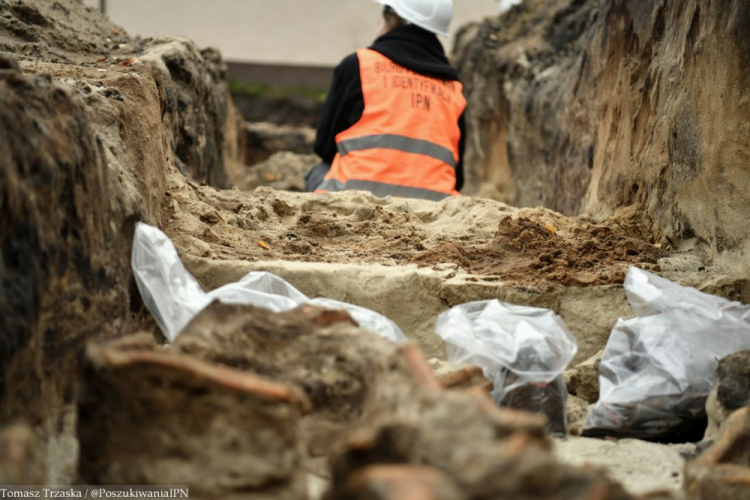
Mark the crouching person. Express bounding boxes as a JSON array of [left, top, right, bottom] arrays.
[[307, 0, 466, 201]]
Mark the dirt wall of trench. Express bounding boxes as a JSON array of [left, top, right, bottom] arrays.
[[455, 0, 750, 266], [0, 0, 244, 481]]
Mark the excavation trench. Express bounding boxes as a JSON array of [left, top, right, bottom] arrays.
[[3, 0, 750, 498]]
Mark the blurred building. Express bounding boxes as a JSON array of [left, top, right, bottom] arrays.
[[83, 0, 499, 87], [498, 0, 524, 11]]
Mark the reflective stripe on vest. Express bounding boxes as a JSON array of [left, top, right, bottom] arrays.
[[317, 178, 451, 201], [320, 48, 466, 200], [338, 134, 457, 168]]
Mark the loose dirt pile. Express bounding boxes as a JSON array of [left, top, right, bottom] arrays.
[[160, 170, 744, 368], [412, 214, 660, 287], [163, 173, 660, 290]]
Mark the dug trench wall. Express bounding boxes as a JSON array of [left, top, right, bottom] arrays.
[[455, 0, 750, 268], [0, 0, 244, 482]]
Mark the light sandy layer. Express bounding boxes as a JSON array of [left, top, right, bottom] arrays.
[[182, 251, 743, 365], [554, 437, 696, 497], [183, 256, 633, 362]]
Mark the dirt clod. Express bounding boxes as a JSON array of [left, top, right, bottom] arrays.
[[78, 335, 308, 499], [328, 390, 632, 500], [172, 302, 431, 457], [685, 408, 750, 500], [328, 465, 466, 500]]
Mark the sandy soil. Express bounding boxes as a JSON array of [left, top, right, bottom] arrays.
[[554, 437, 697, 497], [163, 175, 662, 291], [237, 152, 318, 192]]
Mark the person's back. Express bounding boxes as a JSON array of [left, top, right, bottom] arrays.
[[307, 0, 466, 201]]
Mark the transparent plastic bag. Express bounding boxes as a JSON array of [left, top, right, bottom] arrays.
[[584, 267, 750, 440], [132, 223, 407, 344], [436, 300, 578, 435]]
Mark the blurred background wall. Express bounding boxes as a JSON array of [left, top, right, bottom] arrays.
[[82, 0, 500, 86]]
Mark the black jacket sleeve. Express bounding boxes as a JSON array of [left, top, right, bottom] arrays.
[[314, 53, 365, 164], [456, 111, 466, 192]]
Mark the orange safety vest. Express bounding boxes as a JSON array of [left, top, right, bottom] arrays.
[[317, 48, 466, 201]]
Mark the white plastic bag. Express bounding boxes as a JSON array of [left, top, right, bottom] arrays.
[[584, 267, 750, 440], [132, 222, 407, 344], [131, 223, 211, 340], [436, 300, 578, 434]]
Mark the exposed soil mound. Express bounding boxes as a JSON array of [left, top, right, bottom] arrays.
[[172, 302, 432, 457], [160, 179, 688, 365], [164, 175, 659, 288], [413, 215, 661, 287]]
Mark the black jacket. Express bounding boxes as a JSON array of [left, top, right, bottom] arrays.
[[314, 25, 466, 191]]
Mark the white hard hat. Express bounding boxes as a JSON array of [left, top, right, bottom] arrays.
[[375, 0, 453, 37]]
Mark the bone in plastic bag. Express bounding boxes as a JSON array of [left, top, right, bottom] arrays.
[[436, 299, 578, 435], [132, 222, 407, 344], [584, 267, 750, 440]]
